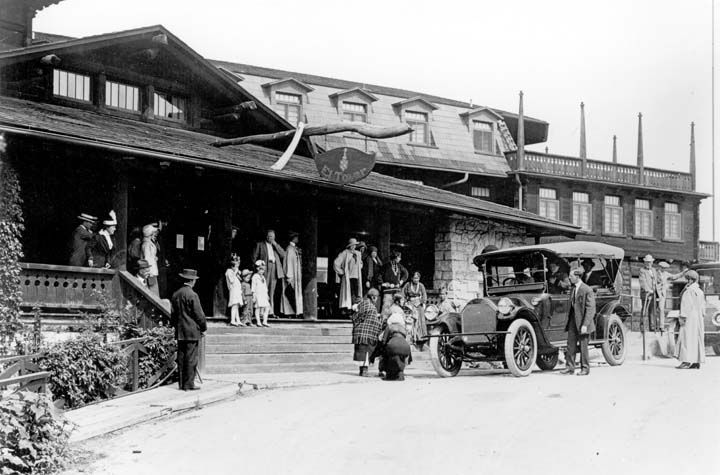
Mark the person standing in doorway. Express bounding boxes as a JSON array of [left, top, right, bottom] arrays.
[[377, 251, 409, 316], [141, 223, 160, 297], [281, 231, 303, 318], [69, 213, 97, 266], [675, 270, 705, 369], [225, 254, 243, 326], [251, 230, 286, 317], [170, 269, 206, 391], [334, 237, 364, 315], [89, 211, 118, 268], [562, 268, 596, 376], [639, 254, 661, 331]]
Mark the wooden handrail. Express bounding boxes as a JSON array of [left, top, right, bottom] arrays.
[[118, 270, 171, 318], [20, 262, 115, 275]]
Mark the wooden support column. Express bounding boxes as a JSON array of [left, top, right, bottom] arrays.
[[301, 203, 318, 320], [111, 162, 129, 271], [210, 177, 233, 317], [378, 209, 391, 260]]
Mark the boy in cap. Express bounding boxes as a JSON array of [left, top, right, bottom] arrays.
[[170, 269, 207, 391]]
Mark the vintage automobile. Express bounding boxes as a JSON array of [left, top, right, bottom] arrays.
[[427, 242, 630, 377], [667, 262, 720, 355]]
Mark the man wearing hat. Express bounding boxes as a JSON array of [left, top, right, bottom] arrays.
[[88, 211, 118, 268], [281, 231, 303, 317], [133, 259, 151, 287], [69, 213, 97, 266], [563, 268, 596, 376], [639, 254, 662, 331], [170, 269, 207, 391], [251, 230, 286, 317], [334, 237, 364, 313]]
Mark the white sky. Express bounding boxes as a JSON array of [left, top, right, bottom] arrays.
[[34, 0, 720, 241]]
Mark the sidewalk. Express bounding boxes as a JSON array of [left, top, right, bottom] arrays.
[[65, 365, 437, 443]]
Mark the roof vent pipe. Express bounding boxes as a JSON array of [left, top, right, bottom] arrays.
[[440, 172, 469, 189]]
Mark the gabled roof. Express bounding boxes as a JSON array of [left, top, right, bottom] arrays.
[[0, 96, 580, 237], [392, 96, 439, 111], [261, 77, 314, 93], [459, 107, 504, 120], [328, 87, 379, 103]]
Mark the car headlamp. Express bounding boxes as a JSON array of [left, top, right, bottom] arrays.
[[425, 304, 440, 321], [497, 297, 513, 316]]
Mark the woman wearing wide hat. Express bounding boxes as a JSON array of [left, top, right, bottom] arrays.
[[88, 211, 118, 268], [333, 237, 364, 314], [69, 212, 97, 266]]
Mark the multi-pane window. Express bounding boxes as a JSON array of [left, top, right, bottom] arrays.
[[276, 92, 301, 124], [153, 92, 186, 121], [342, 102, 368, 122], [53, 69, 91, 102], [406, 111, 429, 145], [471, 186, 490, 198], [634, 199, 653, 237], [105, 81, 140, 112], [664, 202, 682, 240], [538, 188, 559, 220], [604, 195, 623, 234], [472, 120, 494, 153], [572, 192, 592, 231]]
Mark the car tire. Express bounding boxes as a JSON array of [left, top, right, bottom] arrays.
[[429, 326, 462, 377], [601, 314, 627, 366], [536, 352, 559, 371], [712, 344, 720, 356], [503, 319, 537, 377]]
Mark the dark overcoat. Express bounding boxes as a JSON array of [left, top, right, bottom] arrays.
[[171, 285, 207, 341], [565, 281, 596, 333], [88, 233, 117, 268], [69, 225, 93, 266], [251, 241, 286, 278]]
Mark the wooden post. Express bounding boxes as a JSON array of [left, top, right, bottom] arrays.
[[211, 177, 233, 317], [112, 163, 129, 271], [142, 85, 155, 121], [96, 72, 106, 110], [378, 209, 391, 261], [637, 113, 644, 185], [301, 203, 318, 320]]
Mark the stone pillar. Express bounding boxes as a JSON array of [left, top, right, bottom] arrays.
[[111, 162, 129, 271], [377, 209, 391, 261], [301, 203, 318, 320]]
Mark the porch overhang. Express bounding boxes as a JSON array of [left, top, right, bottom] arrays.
[[0, 96, 581, 238]]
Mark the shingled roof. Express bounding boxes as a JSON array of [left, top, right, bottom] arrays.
[[0, 96, 579, 237]]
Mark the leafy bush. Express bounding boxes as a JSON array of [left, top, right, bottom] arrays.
[[38, 336, 128, 409], [0, 390, 71, 474], [122, 325, 177, 390]]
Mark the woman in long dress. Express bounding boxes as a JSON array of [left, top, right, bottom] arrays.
[[225, 254, 243, 326], [402, 272, 428, 347], [675, 270, 705, 369]]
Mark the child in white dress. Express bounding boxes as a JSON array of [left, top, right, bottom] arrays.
[[251, 260, 271, 327], [225, 254, 243, 326]]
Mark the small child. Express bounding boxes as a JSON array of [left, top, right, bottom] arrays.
[[251, 260, 271, 327], [240, 269, 254, 326]]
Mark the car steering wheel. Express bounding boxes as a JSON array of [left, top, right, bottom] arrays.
[[502, 277, 518, 285]]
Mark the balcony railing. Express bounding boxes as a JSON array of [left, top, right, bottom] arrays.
[[506, 151, 694, 192], [699, 241, 720, 262]]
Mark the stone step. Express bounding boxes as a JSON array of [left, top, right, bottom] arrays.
[[205, 343, 353, 354], [203, 360, 434, 375], [206, 334, 351, 344], [205, 326, 352, 336], [205, 350, 432, 365]]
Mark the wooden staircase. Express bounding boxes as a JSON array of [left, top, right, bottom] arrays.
[[203, 321, 431, 374]]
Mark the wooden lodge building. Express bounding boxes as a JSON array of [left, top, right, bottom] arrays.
[[0, 4, 583, 328]]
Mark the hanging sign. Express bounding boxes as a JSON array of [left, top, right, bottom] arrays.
[[315, 147, 375, 184]]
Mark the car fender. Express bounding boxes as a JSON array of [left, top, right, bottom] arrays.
[[595, 301, 629, 339], [428, 312, 461, 334], [508, 306, 554, 351]]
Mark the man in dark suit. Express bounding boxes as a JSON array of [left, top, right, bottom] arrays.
[[170, 269, 207, 391], [69, 213, 97, 266], [251, 230, 286, 317], [563, 268, 596, 376]]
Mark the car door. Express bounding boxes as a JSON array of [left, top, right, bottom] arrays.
[[547, 293, 570, 343]]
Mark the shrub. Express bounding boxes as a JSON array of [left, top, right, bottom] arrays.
[[122, 324, 177, 390], [0, 390, 71, 474], [38, 336, 128, 409]]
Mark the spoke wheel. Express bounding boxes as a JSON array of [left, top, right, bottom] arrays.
[[429, 327, 462, 377], [503, 319, 537, 377], [536, 351, 559, 371], [601, 314, 627, 366]]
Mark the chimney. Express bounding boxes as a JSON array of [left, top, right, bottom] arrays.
[[517, 91, 525, 170], [612, 135, 618, 181], [690, 122, 696, 190], [637, 113, 644, 185], [579, 102, 587, 159], [0, 1, 68, 49]]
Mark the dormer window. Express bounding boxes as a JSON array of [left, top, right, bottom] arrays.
[[105, 80, 140, 112], [154, 91, 186, 122], [473, 120, 494, 153], [53, 69, 91, 102], [406, 111, 429, 145], [276, 91, 302, 124], [342, 101, 368, 123]]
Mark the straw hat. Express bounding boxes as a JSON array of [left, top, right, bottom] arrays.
[[136, 259, 151, 270], [178, 269, 200, 280], [643, 254, 655, 262], [346, 237, 359, 249], [77, 213, 98, 222], [658, 261, 670, 269], [102, 210, 117, 226]]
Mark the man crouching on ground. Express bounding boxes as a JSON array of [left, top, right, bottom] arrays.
[[171, 269, 207, 391], [376, 312, 412, 381]]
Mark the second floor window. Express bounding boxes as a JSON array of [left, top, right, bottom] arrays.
[[342, 102, 368, 122], [53, 69, 91, 102], [473, 120, 494, 154], [604, 195, 623, 234], [471, 186, 490, 198], [664, 202, 682, 240], [538, 188, 559, 220], [572, 192, 592, 231], [276, 92, 301, 124], [106, 81, 139, 112], [406, 111, 429, 145], [154, 92, 186, 121], [634, 199, 653, 237]]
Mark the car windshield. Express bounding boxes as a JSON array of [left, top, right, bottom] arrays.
[[697, 267, 719, 296], [483, 252, 546, 291]]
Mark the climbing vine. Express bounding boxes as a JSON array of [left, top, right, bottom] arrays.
[[0, 133, 26, 355]]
